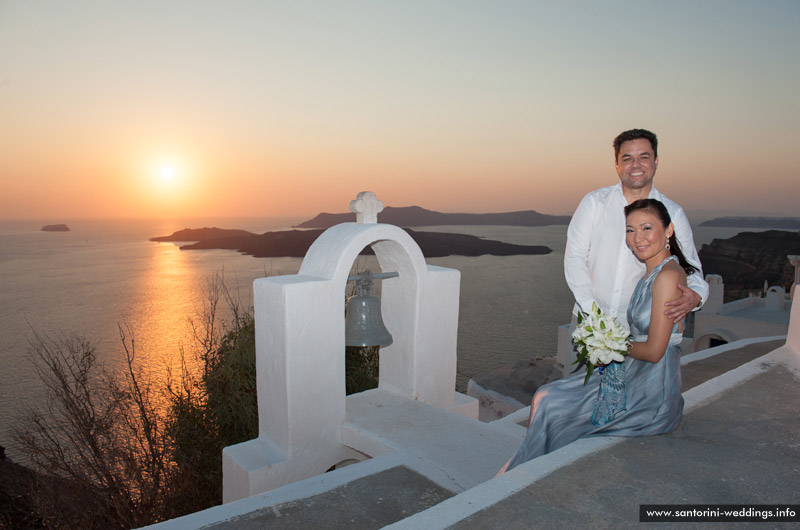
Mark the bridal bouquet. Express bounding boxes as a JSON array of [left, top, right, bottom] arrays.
[[571, 302, 631, 384]]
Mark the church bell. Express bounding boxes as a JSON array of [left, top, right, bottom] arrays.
[[345, 270, 393, 347]]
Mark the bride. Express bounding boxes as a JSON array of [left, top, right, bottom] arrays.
[[498, 198, 699, 474]]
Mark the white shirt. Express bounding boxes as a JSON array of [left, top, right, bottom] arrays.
[[564, 183, 708, 323]]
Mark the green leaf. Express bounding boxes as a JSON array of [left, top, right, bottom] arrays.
[[583, 364, 595, 384]]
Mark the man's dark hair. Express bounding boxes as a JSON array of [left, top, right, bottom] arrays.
[[613, 129, 658, 160]]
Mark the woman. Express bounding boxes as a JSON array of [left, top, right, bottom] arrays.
[[498, 198, 699, 474]]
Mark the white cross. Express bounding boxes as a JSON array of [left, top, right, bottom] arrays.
[[350, 191, 384, 224]]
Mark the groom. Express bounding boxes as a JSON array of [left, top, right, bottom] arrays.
[[561, 128, 707, 369]]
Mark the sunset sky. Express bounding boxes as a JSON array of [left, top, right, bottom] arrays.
[[1, 1, 798, 221]]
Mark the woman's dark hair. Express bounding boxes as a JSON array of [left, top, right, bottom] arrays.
[[624, 198, 699, 275]]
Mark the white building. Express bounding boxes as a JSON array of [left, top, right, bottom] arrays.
[[690, 275, 791, 351]]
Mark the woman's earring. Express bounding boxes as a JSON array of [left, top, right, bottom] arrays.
[[665, 242, 671, 250]]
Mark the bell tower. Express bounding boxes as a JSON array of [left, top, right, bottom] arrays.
[[222, 191, 472, 502]]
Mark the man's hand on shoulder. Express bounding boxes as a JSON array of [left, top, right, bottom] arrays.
[[664, 284, 701, 323]]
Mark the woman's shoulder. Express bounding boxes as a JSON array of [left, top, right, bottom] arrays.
[[653, 259, 687, 288]]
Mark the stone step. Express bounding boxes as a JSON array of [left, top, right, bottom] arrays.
[[203, 465, 454, 530], [343, 389, 524, 491], [680, 338, 784, 391]]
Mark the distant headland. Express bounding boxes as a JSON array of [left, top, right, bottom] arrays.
[[293, 206, 571, 229], [699, 216, 800, 229], [150, 227, 552, 258], [149, 206, 566, 258], [40, 224, 70, 232], [699, 229, 800, 299], [150, 227, 256, 242]]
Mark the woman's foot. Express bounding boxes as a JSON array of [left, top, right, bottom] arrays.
[[496, 459, 511, 477]]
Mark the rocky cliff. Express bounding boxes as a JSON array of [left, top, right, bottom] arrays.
[[698, 230, 800, 298]]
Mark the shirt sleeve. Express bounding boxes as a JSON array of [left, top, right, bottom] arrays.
[[671, 207, 709, 308], [564, 193, 596, 313]]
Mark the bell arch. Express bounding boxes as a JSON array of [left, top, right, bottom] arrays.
[[223, 202, 463, 502], [298, 223, 433, 401]]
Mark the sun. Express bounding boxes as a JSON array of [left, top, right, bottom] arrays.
[[145, 156, 193, 211], [160, 166, 176, 181]]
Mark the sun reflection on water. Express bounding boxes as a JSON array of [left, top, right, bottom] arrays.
[[131, 242, 205, 394]]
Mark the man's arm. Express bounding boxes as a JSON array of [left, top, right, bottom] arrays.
[[564, 194, 596, 314], [664, 206, 708, 322]]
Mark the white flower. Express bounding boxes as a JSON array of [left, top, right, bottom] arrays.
[[572, 302, 631, 384], [571, 325, 591, 342]]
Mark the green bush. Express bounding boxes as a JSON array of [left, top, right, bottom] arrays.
[[345, 345, 380, 395], [164, 314, 258, 512]]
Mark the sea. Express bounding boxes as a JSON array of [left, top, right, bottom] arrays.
[[0, 217, 759, 459]]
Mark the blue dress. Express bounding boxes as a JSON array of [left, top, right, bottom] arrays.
[[506, 256, 684, 471]]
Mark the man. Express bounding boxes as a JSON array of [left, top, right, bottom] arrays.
[[562, 129, 707, 368]]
